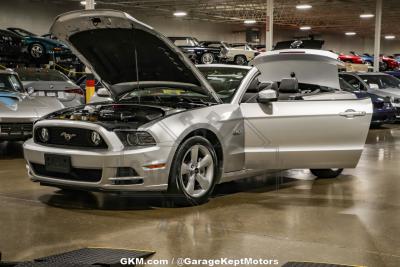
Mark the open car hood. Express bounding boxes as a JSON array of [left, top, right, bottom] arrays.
[[253, 49, 343, 89], [50, 9, 220, 103]]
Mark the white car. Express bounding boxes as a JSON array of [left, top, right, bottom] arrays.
[[202, 41, 259, 65], [24, 10, 372, 206]]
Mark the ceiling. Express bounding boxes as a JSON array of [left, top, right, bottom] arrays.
[[48, 0, 400, 37]]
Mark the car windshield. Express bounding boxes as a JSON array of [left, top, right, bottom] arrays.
[[198, 66, 250, 103], [359, 74, 400, 89], [11, 28, 37, 37], [172, 38, 199, 47], [16, 69, 68, 82], [0, 74, 23, 93]]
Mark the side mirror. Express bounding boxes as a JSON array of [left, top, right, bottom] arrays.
[[26, 86, 35, 95], [97, 88, 111, 97], [257, 89, 278, 103]]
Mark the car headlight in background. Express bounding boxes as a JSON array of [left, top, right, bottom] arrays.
[[116, 131, 156, 147]]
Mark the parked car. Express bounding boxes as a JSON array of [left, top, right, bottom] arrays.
[[338, 52, 364, 64], [339, 72, 400, 120], [0, 29, 27, 64], [381, 55, 399, 71], [224, 43, 259, 65], [16, 68, 84, 107], [24, 10, 372, 205], [273, 39, 325, 50], [339, 77, 396, 127], [0, 69, 64, 141], [168, 37, 221, 64], [7, 27, 72, 63]]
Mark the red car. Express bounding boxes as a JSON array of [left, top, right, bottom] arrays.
[[338, 53, 364, 64], [381, 56, 399, 70]]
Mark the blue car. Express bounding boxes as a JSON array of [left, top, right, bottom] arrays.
[[339, 77, 396, 127], [6, 27, 72, 63]]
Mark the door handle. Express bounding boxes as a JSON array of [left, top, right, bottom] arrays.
[[339, 109, 366, 118]]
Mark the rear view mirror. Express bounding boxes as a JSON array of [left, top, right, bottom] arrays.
[[97, 88, 111, 97], [257, 89, 278, 103], [369, 83, 379, 89]]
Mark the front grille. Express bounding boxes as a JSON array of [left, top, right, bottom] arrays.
[[34, 127, 108, 149], [30, 163, 102, 182], [0, 123, 33, 139]]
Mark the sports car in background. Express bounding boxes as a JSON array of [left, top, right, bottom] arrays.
[[338, 52, 364, 64], [7, 27, 72, 63], [16, 68, 84, 107], [361, 53, 399, 70], [23, 10, 372, 205], [0, 69, 64, 141], [339, 77, 396, 127], [340, 72, 400, 120], [0, 29, 27, 65]]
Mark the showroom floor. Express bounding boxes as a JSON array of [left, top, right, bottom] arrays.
[[0, 125, 399, 267]]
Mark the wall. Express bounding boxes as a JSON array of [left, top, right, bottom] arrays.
[[1, 0, 399, 54]]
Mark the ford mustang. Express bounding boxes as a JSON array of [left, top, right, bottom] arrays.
[[23, 10, 372, 205]]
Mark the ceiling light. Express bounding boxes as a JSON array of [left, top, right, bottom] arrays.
[[244, 19, 257, 24], [345, 32, 356, 36], [296, 4, 312, 9], [80, 1, 96, 5], [385, 35, 396, 39], [360, 14, 374, 18], [300, 26, 311, 30], [173, 11, 187, 17]]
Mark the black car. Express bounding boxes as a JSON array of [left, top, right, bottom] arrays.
[[273, 39, 325, 50], [168, 37, 221, 64], [0, 29, 27, 64]]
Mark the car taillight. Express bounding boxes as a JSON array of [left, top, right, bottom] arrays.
[[65, 87, 83, 95]]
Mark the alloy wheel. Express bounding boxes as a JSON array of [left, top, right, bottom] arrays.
[[201, 53, 214, 64], [30, 44, 44, 58], [180, 144, 214, 198]]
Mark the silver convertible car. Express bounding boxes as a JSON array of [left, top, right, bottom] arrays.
[[24, 10, 372, 205]]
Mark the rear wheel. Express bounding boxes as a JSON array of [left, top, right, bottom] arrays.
[[201, 53, 215, 64], [29, 43, 46, 60], [168, 136, 218, 206], [380, 61, 388, 71], [310, 168, 343, 179]]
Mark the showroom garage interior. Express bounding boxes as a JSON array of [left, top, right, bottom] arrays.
[[0, 0, 400, 266]]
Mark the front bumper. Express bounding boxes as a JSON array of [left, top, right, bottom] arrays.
[[23, 121, 174, 192]]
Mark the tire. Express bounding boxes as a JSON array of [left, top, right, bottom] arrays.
[[201, 52, 215, 64], [310, 168, 343, 179], [380, 62, 388, 71], [29, 43, 46, 61], [168, 136, 218, 206], [234, 55, 247, 65]]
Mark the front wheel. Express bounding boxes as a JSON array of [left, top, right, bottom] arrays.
[[234, 55, 247, 65], [310, 168, 343, 179], [168, 136, 218, 206]]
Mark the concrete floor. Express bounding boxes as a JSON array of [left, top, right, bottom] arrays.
[[0, 125, 399, 267]]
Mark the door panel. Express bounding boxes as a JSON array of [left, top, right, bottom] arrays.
[[241, 98, 372, 170]]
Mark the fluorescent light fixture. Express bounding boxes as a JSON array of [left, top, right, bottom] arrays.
[[244, 19, 257, 24], [296, 4, 312, 10], [80, 1, 96, 5], [173, 11, 187, 17], [345, 32, 356, 36], [385, 35, 396, 39], [300, 26, 311, 30], [360, 14, 374, 18]]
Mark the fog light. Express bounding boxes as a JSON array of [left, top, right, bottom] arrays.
[[40, 128, 49, 142], [116, 167, 138, 177]]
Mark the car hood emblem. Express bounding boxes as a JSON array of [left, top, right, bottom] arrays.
[[60, 132, 77, 141]]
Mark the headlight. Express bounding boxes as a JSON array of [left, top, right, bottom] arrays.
[[116, 131, 156, 147]]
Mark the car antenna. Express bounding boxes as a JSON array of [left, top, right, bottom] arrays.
[[134, 45, 141, 103]]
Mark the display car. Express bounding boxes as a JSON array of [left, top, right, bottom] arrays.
[[273, 39, 325, 50], [339, 77, 396, 127], [338, 52, 364, 64], [340, 72, 400, 120], [16, 68, 84, 107], [200, 41, 258, 65], [23, 10, 372, 205], [0, 29, 27, 64], [0, 69, 64, 141], [7, 27, 72, 62], [168, 37, 221, 64]]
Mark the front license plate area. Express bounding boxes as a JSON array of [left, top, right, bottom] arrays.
[[45, 154, 71, 173]]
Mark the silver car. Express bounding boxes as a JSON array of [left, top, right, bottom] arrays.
[[340, 72, 400, 119], [0, 69, 64, 141], [17, 68, 84, 107], [23, 10, 372, 205]]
